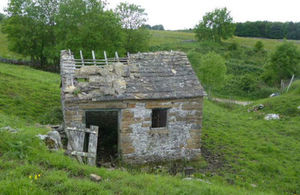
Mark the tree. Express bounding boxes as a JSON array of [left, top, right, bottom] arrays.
[[198, 52, 227, 90], [2, 0, 126, 68], [142, 24, 152, 30], [115, 2, 147, 30], [234, 21, 300, 40], [115, 2, 150, 53], [0, 13, 5, 22], [56, 0, 125, 57], [195, 8, 235, 42], [2, 0, 59, 66], [151, 24, 164, 30], [263, 42, 300, 84]]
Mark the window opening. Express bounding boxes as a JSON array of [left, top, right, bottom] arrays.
[[152, 108, 168, 128]]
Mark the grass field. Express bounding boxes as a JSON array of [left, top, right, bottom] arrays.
[[1, 29, 300, 194], [149, 30, 300, 51], [0, 62, 299, 194], [0, 63, 273, 195]]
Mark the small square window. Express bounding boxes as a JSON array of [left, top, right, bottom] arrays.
[[152, 108, 167, 128]]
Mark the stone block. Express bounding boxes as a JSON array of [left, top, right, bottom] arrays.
[[127, 103, 136, 108], [122, 110, 134, 118], [121, 143, 135, 154], [79, 102, 127, 109], [142, 122, 151, 128], [121, 128, 133, 133], [186, 139, 200, 149], [145, 101, 172, 109]]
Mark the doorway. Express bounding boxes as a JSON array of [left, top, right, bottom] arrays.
[[85, 110, 119, 166]]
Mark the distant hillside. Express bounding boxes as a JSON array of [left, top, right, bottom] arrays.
[[150, 30, 300, 51]]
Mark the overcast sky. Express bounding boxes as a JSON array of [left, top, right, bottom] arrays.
[[1, 0, 300, 30]]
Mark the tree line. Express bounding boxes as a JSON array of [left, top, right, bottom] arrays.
[[235, 21, 300, 40], [194, 8, 300, 89], [1, 0, 150, 70], [142, 24, 165, 30]]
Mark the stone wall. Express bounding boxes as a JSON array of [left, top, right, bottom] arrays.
[[64, 97, 202, 163], [60, 50, 204, 163]]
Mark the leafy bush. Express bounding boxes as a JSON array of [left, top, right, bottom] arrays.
[[263, 42, 300, 85], [197, 52, 227, 91], [216, 74, 277, 99], [254, 41, 264, 52], [228, 41, 238, 50]]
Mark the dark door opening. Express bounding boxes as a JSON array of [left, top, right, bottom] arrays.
[[86, 110, 119, 166]]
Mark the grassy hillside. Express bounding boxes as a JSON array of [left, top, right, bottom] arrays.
[[202, 99, 300, 193], [0, 63, 61, 124], [0, 116, 260, 195], [1, 30, 299, 194], [0, 63, 269, 195], [1, 63, 300, 194]]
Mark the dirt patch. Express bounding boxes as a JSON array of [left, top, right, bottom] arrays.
[[200, 145, 227, 174]]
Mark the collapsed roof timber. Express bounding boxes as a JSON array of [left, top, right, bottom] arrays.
[[60, 50, 204, 166]]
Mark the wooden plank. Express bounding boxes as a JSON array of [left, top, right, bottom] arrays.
[[87, 130, 98, 165], [286, 74, 295, 92], [66, 127, 97, 134], [92, 50, 96, 66], [74, 62, 106, 65], [66, 150, 96, 158], [115, 51, 119, 62], [104, 51, 108, 65], [80, 50, 84, 66], [73, 58, 127, 62], [65, 125, 99, 166], [66, 129, 85, 163]]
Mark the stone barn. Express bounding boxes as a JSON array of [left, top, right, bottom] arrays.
[[60, 50, 204, 165]]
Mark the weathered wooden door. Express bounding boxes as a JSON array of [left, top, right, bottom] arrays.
[[65, 125, 99, 166]]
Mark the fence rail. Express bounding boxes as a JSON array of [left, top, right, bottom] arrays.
[[64, 50, 129, 68]]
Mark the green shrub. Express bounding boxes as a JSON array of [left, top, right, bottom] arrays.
[[215, 74, 277, 99], [263, 42, 300, 85], [228, 41, 238, 50], [198, 52, 227, 91], [254, 41, 264, 52]]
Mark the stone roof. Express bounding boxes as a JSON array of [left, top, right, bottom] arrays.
[[61, 51, 204, 102]]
